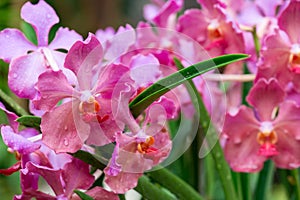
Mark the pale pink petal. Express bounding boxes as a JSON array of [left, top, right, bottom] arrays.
[[8, 52, 45, 99], [246, 78, 285, 121], [62, 158, 94, 197], [177, 9, 208, 44], [34, 70, 75, 111], [25, 162, 64, 196], [278, 1, 300, 43], [21, 1, 59, 46], [0, 29, 36, 62], [104, 171, 142, 194], [1, 126, 41, 154], [223, 106, 265, 172], [64, 34, 103, 90], [85, 187, 119, 200], [129, 54, 161, 87], [95, 27, 115, 48], [104, 25, 136, 62], [41, 102, 88, 153], [48, 27, 82, 50]]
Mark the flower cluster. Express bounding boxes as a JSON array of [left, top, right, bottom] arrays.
[[1, 0, 300, 199]]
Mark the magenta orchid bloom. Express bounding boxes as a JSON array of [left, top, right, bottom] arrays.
[[104, 85, 172, 193], [258, 1, 300, 91], [0, 0, 82, 99], [222, 78, 300, 172], [34, 33, 132, 153], [0, 103, 94, 200]]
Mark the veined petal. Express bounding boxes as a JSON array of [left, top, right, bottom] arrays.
[[48, 27, 82, 50], [21, 1, 59, 46], [64, 34, 103, 90], [0, 29, 36, 62], [35, 70, 75, 111], [1, 126, 41, 154], [247, 78, 285, 121], [41, 101, 87, 153], [8, 52, 45, 99]]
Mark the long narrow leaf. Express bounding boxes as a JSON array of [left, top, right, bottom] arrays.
[[174, 58, 238, 200], [129, 54, 248, 117]]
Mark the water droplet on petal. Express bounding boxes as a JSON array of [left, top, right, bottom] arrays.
[[64, 126, 68, 131], [46, 14, 51, 18], [12, 73, 17, 78], [63, 138, 69, 146]]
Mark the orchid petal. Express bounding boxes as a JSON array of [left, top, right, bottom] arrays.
[[48, 27, 82, 50], [129, 54, 161, 87], [41, 101, 88, 153], [278, 1, 300, 43], [223, 106, 265, 172], [8, 52, 45, 99], [1, 126, 40, 154], [21, 1, 59, 46], [25, 162, 64, 196], [62, 158, 94, 197], [0, 29, 36, 62], [247, 78, 285, 121], [64, 34, 103, 90], [35, 70, 75, 111]]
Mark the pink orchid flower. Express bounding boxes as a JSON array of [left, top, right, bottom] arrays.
[[222, 78, 300, 172], [0, 0, 82, 99], [34, 34, 131, 153], [104, 85, 172, 193]]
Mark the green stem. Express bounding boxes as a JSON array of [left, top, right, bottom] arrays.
[[0, 88, 28, 116], [147, 167, 203, 200], [292, 168, 300, 200], [204, 153, 215, 199], [254, 160, 274, 200], [174, 58, 238, 200], [135, 176, 176, 200], [240, 173, 251, 200], [252, 26, 261, 59]]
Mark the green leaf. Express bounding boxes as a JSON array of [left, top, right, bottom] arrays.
[[129, 54, 248, 118], [254, 160, 274, 200], [16, 115, 41, 129], [74, 190, 94, 200]]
